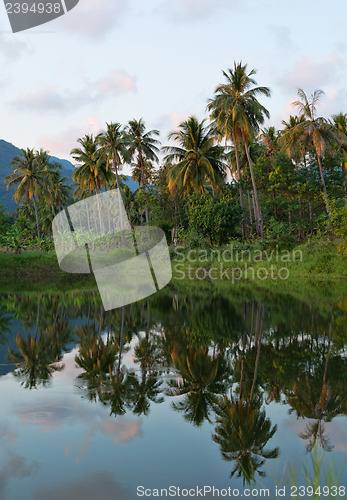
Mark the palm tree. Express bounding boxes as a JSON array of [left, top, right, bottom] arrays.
[[213, 396, 279, 485], [166, 346, 232, 426], [5, 148, 47, 239], [98, 122, 130, 236], [331, 112, 347, 203], [71, 134, 111, 233], [287, 89, 347, 220], [125, 118, 160, 223], [280, 115, 307, 224], [71, 134, 107, 195], [208, 62, 271, 238], [163, 116, 227, 195], [35, 149, 66, 217]]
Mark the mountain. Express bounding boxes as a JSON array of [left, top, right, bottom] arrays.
[[0, 139, 138, 213]]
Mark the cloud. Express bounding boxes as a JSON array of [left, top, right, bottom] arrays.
[[94, 69, 136, 94], [0, 454, 39, 498], [39, 116, 103, 158], [279, 55, 345, 92], [14, 378, 143, 463], [12, 69, 136, 113], [0, 37, 31, 63], [35, 471, 132, 500], [160, 0, 239, 22], [56, 0, 130, 40], [155, 111, 191, 133], [280, 87, 347, 122], [267, 25, 296, 53], [0, 424, 16, 447]]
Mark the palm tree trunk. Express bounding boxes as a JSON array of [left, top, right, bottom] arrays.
[[139, 152, 149, 224], [252, 191, 259, 236], [32, 194, 41, 241], [316, 155, 330, 221], [248, 191, 253, 237], [34, 299, 41, 342], [294, 161, 303, 220], [95, 191, 104, 233], [234, 138, 245, 238], [309, 201, 313, 234], [117, 305, 125, 375], [244, 140, 264, 238], [250, 305, 264, 403], [114, 157, 126, 243]]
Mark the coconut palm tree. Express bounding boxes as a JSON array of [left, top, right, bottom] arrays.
[[163, 116, 227, 196], [98, 122, 131, 237], [166, 346, 233, 426], [124, 118, 160, 223], [98, 122, 129, 188], [5, 148, 47, 240], [280, 115, 307, 223], [287, 89, 347, 220], [331, 112, 347, 203], [207, 62, 271, 238], [71, 134, 107, 195], [213, 396, 279, 485], [71, 134, 113, 233]]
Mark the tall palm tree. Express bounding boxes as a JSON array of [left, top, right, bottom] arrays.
[[213, 396, 279, 485], [280, 115, 306, 223], [98, 122, 130, 236], [163, 116, 227, 195], [71, 134, 111, 233], [5, 148, 47, 239], [331, 112, 347, 203], [125, 118, 160, 223], [35, 149, 65, 216], [287, 89, 347, 220], [208, 62, 271, 238]]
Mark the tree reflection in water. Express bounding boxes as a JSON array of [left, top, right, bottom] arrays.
[[2, 286, 346, 486]]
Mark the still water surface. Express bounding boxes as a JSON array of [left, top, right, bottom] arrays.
[[0, 284, 346, 499]]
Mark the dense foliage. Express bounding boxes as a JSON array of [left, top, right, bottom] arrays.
[[1, 62, 347, 252]]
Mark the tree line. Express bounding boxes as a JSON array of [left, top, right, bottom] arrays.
[[2, 61, 347, 250]]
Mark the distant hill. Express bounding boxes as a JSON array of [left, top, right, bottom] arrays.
[[0, 139, 138, 213]]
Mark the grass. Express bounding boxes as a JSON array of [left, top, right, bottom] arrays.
[[0, 238, 346, 296], [264, 449, 346, 499], [171, 238, 347, 281]]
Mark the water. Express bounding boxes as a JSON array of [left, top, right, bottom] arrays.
[[0, 284, 346, 499]]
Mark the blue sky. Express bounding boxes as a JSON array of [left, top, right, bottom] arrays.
[[0, 0, 346, 165]]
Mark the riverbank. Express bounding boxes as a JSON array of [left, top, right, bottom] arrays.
[[171, 238, 347, 281], [0, 239, 346, 294]]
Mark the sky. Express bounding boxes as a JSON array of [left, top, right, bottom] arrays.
[[0, 0, 346, 167]]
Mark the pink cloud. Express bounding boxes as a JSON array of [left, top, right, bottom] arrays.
[[94, 69, 136, 94], [39, 116, 103, 158], [279, 55, 345, 92], [12, 70, 136, 113]]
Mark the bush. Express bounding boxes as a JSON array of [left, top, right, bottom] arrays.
[[263, 217, 295, 249], [188, 191, 242, 246]]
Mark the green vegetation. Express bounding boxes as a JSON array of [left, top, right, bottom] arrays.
[[0, 61, 346, 283]]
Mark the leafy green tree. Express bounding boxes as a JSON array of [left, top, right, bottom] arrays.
[[0, 204, 12, 235], [187, 188, 241, 245]]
